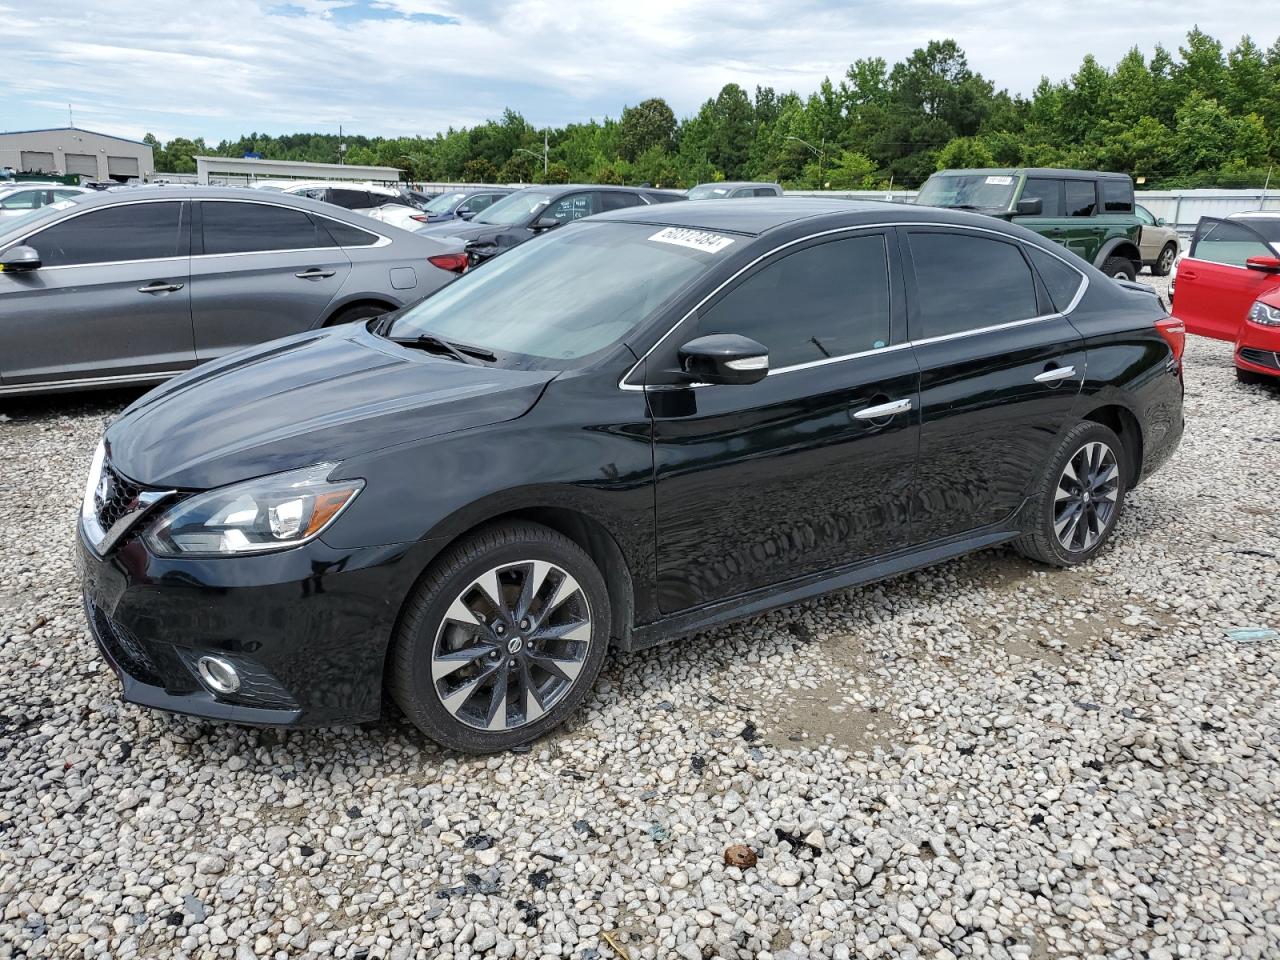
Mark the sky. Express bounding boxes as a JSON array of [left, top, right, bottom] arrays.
[[0, 1, 1269, 144]]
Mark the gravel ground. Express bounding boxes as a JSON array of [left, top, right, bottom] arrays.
[[2, 272, 1279, 960]]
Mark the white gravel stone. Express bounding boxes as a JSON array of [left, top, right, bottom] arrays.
[[0, 277, 1276, 958]]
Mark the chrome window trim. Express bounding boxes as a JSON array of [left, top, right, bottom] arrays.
[[4, 195, 390, 270], [0, 369, 186, 396], [618, 220, 1090, 391]]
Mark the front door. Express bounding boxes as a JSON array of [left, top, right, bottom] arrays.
[[189, 199, 352, 360], [1174, 218, 1280, 342], [649, 231, 918, 613], [0, 199, 195, 388], [901, 226, 1086, 542]]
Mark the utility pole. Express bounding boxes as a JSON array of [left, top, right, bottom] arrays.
[[338, 124, 347, 166], [68, 103, 73, 127]]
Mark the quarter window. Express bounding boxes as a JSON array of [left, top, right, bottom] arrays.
[[1064, 180, 1097, 217], [319, 218, 379, 247], [1190, 220, 1272, 267], [1019, 179, 1061, 217], [1101, 179, 1134, 213], [696, 234, 892, 368], [201, 202, 327, 254], [1026, 246, 1085, 313], [30, 201, 185, 267], [908, 231, 1039, 339]]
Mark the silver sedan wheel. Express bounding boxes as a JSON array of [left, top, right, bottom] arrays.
[[1054, 441, 1120, 552], [431, 560, 592, 731], [1158, 245, 1176, 274]]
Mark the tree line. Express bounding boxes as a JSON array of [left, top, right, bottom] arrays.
[[145, 29, 1280, 190]]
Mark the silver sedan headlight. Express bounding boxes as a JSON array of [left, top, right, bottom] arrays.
[[145, 463, 363, 557]]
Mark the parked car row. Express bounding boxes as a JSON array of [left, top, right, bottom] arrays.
[[66, 194, 1185, 751]]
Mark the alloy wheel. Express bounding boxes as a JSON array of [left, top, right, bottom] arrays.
[[1053, 441, 1120, 552], [431, 560, 592, 731], [1159, 246, 1175, 273]]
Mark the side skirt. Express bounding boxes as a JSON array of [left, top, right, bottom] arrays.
[[621, 524, 1022, 652]]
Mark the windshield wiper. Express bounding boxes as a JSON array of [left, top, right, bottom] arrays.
[[390, 332, 496, 364]]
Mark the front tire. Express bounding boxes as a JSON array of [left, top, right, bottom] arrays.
[[1014, 422, 1127, 567], [389, 522, 611, 753], [325, 302, 391, 327], [1153, 242, 1177, 277], [1102, 256, 1137, 281]]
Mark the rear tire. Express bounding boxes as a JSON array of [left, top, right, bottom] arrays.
[[389, 522, 611, 754], [1102, 256, 1137, 281], [1152, 242, 1177, 277], [1014, 421, 1128, 568], [325, 303, 391, 327]]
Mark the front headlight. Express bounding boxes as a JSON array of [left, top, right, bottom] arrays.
[[1247, 300, 1280, 326], [145, 463, 363, 557]]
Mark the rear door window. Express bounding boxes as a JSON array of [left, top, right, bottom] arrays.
[[907, 230, 1040, 339], [1190, 219, 1273, 267], [598, 191, 642, 212], [201, 201, 328, 254], [544, 192, 594, 223], [696, 233, 892, 368], [754, 187, 778, 197], [30, 201, 186, 266], [466, 194, 501, 213], [1064, 180, 1098, 217], [1019, 178, 1062, 217], [328, 189, 373, 210]]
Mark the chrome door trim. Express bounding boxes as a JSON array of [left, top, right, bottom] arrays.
[[0, 370, 186, 396], [852, 398, 912, 420], [619, 220, 1090, 391]]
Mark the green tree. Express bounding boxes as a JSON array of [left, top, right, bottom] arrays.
[[462, 157, 499, 183], [538, 161, 571, 184], [618, 98, 676, 162], [935, 136, 995, 170]]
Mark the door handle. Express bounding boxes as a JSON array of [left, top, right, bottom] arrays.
[[852, 398, 912, 420], [295, 268, 336, 280], [1034, 365, 1076, 383], [137, 281, 184, 294], [1179, 269, 1197, 280]]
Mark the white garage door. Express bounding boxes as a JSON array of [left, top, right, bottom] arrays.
[[107, 155, 139, 178], [19, 151, 55, 173], [65, 153, 98, 177]]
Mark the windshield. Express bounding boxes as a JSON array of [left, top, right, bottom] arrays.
[[917, 174, 1017, 210], [387, 221, 730, 367], [424, 191, 467, 213], [687, 184, 734, 200], [474, 190, 553, 226]]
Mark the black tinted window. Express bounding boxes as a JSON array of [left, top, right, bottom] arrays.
[[1026, 246, 1085, 313], [328, 189, 373, 210], [202, 202, 326, 254], [319, 217, 379, 247], [1064, 181, 1097, 217], [697, 235, 892, 368], [1100, 179, 1133, 213], [908, 232, 1039, 338], [32, 201, 184, 267], [754, 187, 777, 197], [599, 192, 641, 212], [1019, 179, 1061, 217]]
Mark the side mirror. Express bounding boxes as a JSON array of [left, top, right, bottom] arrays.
[[1156, 217, 1167, 226], [0, 245, 41, 272], [1015, 197, 1042, 216], [456, 205, 474, 220], [531, 215, 561, 231], [677, 334, 769, 385], [1246, 255, 1280, 274]]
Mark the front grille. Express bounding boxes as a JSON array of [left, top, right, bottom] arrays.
[[94, 462, 145, 533], [1239, 347, 1280, 370], [87, 598, 161, 685]]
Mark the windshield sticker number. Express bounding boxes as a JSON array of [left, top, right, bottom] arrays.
[[984, 176, 1013, 185], [649, 227, 736, 254]]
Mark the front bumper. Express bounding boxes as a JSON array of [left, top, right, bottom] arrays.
[[79, 527, 436, 727], [1235, 322, 1280, 378]]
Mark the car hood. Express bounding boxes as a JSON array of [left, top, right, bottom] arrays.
[[106, 324, 555, 490]]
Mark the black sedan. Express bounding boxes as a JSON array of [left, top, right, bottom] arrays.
[[414, 183, 683, 263], [80, 199, 1184, 752]]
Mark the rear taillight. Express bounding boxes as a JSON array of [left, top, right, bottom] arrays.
[[1156, 316, 1185, 365], [428, 253, 469, 274]]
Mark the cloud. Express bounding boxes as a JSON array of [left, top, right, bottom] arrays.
[[1, 0, 1272, 143]]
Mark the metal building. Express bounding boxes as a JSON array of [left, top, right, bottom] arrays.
[[193, 155, 402, 186], [0, 127, 155, 181]]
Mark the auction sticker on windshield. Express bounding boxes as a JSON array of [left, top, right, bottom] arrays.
[[985, 176, 1014, 185], [649, 227, 736, 254]]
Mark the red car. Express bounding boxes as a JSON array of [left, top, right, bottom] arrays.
[[1172, 212, 1280, 383]]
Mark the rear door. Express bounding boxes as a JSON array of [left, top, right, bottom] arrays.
[[902, 226, 1086, 542], [0, 200, 194, 387], [1174, 218, 1280, 341], [189, 199, 352, 360], [1061, 179, 1105, 264]]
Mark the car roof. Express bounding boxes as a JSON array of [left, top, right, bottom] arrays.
[[512, 183, 680, 197], [691, 181, 778, 189], [592, 196, 1001, 236], [933, 167, 1131, 180], [1229, 211, 1280, 221]]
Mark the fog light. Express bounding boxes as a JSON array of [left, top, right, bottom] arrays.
[[196, 655, 241, 694]]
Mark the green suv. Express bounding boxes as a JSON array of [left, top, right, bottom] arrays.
[[916, 168, 1144, 280]]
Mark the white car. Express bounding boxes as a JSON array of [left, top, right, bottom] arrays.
[[0, 184, 90, 218], [273, 181, 409, 214]]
